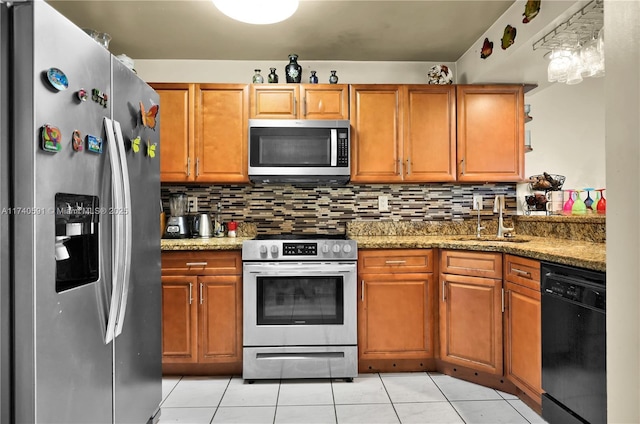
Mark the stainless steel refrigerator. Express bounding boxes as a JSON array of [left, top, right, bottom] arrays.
[[0, 1, 162, 423]]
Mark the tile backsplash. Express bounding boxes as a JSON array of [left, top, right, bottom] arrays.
[[161, 183, 516, 235]]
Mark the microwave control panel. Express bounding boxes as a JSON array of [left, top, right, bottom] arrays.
[[338, 133, 349, 167]]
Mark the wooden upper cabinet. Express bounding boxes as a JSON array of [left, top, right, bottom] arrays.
[[250, 85, 298, 119], [404, 85, 456, 182], [350, 85, 403, 182], [350, 85, 456, 183], [456, 85, 524, 182], [250, 84, 348, 119], [153, 83, 195, 182], [300, 84, 349, 119], [196, 84, 249, 183]]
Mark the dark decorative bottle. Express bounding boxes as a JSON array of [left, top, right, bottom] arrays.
[[329, 70, 339, 84], [285, 54, 302, 83], [309, 70, 318, 84], [267, 68, 278, 83]]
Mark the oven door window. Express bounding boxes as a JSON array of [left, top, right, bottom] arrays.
[[256, 276, 344, 325]]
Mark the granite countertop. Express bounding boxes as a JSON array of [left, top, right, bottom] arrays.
[[352, 234, 605, 272], [161, 233, 605, 272], [161, 237, 251, 251]]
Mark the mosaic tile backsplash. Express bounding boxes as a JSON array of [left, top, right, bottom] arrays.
[[161, 183, 517, 236]]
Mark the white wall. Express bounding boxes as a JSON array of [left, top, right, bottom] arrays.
[[515, 77, 605, 212], [135, 59, 455, 85]]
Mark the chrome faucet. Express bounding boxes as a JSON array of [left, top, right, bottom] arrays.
[[493, 194, 514, 238]]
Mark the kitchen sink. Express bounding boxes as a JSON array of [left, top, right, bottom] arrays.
[[451, 235, 530, 243]]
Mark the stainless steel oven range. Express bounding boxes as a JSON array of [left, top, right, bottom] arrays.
[[242, 235, 357, 381]]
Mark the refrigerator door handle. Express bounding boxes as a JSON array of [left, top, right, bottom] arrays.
[[103, 117, 125, 344], [113, 120, 133, 338]]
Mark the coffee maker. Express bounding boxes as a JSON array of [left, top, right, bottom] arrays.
[[164, 193, 189, 238]]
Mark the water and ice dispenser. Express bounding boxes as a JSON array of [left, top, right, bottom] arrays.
[[55, 193, 100, 292]]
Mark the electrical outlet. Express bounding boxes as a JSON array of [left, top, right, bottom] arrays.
[[378, 195, 389, 212], [187, 196, 198, 213], [473, 195, 483, 210]]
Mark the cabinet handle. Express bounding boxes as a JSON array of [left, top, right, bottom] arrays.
[[460, 158, 465, 175], [302, 96, 307, 116], [361, 280, 364, 302], [200, 282, 204, 305], [186, 157, 191, 177], [196, 158, 200, 177], [501, 288, 505, 313], [186, 262, 208, 267], [294, 97, 297, 115], [188, 282, 193, 305], [512, 268, 531, 277], [406, 158, 411, 175], [442, 280, 446, 302], [385, 260, 406, 265]]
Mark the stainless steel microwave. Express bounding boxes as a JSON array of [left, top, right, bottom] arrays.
[[248, 119, 351, 185]]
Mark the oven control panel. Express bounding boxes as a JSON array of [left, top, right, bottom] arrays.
[[283, 243, 317, 256], [242, 239, 357, 261]]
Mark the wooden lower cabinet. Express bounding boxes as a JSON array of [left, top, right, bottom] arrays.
[[439, 250, 503, 376], [161, 251, 242, 374], [503, 255, 542, 407], [161, 276, 198, 362], [358, 249, 436, 372]]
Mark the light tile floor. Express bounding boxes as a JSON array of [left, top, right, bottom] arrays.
[[159, 372, 548, 424]]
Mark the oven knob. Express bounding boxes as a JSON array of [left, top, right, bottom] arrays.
[[322, 244, 330, 254], [343, 244, 352, 254], [259, 245, 267, 255], [270, 245, 279, 257], [332, 244, 341, 254]]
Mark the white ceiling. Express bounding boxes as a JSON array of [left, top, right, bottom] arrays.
[[47, 0, 515, 62]]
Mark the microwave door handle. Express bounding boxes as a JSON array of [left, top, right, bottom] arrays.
[[330, 129, 337, 166]]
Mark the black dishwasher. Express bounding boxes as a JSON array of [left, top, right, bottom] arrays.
[[541, 262, 606, 424]]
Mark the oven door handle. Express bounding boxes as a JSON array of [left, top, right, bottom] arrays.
[[244, 263, 356, 275]]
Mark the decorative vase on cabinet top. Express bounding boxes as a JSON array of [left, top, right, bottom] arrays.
[[309, 70, 318, 84], [329, 70, 339, 84], [285, 54, 302, 83], [268, 68, 278, 83], [252, 69, 264, 83]]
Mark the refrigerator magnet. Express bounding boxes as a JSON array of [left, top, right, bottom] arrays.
[[86, 134, 103, 154], [46, 68, 69, 91], [72, 130, 83, 152], [147, 140, 157, 158], [77, 88, 88, 102], [41, 124, 62, 153], [130, 136, 141, 153]]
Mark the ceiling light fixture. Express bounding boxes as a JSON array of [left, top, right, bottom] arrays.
[[212, 0, 299, 25]]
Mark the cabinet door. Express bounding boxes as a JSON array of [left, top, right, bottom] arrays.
[[358, 273, 435, 360], [161, 275, 198, 363], [350, 85, 403, 182], [504, 281, 542, 405], [403, 85, 456, 182], [153, 83, 195, 182], [439, 273, 503, 375], [196, 84, 249, 183], [250, 85, 299, 119], [198, 275, 242, 363], [456, 85, 524, 182], [300, 84, 349, 119]]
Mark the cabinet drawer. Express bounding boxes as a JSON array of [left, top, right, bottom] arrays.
[[359, 249, 434, 274], [162, 251, 242, 275], [504, 254, 540, 291], [440, 250, 502, 279]]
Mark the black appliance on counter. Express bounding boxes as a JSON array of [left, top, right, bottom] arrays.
[[541, 262, 606, 424]]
